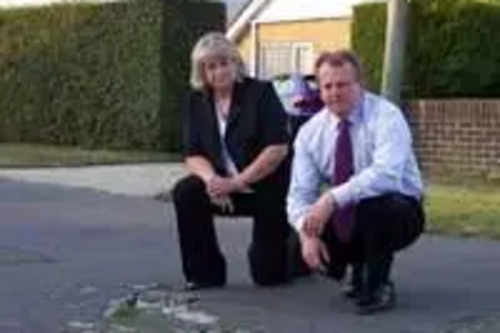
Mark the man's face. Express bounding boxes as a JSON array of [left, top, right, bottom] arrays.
[[316, 62, 362, 118], [202, 55, 236, 91]]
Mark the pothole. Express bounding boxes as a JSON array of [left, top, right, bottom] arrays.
[[63, 284, 268, 333]]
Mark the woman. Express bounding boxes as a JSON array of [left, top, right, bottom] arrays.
[[172, 32, 293, 290]]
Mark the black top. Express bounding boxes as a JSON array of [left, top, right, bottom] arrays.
[[181, 77, 290, 192]]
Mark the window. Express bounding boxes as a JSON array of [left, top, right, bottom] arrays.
[[258, 42, 313, 79], [292, 43, 313, 76]]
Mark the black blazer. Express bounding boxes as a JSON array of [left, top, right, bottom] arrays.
[[181, 77, 290, 192]]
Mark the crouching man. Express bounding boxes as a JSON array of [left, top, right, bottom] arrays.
[[287, 50, 426, 314]]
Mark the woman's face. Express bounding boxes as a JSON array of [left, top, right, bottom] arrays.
[[202, 55, 237, 92]]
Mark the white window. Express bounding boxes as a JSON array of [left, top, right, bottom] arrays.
[[292, 43, 313, 75], [258, 42, 313, 79]]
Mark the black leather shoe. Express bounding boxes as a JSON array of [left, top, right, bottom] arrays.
[[181, 281, 225, 292], [357, 281, 396, 315], [342, 264, 363, 301]]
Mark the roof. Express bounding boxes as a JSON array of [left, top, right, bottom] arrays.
[[226, 0, 384, 42], [227, 0, 253, 26], [226, 0, 268, 42]]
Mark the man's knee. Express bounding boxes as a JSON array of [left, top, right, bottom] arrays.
[[357, 193, 422, 223], [393, 201, 425, 251], [172, 175, 206, 204], [357, 193, 397, 213], [356, 193, 425, 251], [386, 194, 425, 249]]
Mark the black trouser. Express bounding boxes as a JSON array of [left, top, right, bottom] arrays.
[[172, 175, 290, 287], [323, 193, 425, 294]]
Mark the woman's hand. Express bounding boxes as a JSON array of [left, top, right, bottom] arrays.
[[206, 175, 238, 197], [206, 174, 250, 197], [209, 194, 234, 214]]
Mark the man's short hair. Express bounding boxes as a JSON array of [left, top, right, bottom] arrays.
[[314, 50, 364, 81]]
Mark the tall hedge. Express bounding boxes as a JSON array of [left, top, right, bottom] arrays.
[[351, 3, 387, 93], [352, 0, 500, 98], [0, 0, 225, 151]]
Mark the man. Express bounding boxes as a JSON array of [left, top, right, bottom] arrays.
[[287, 50, 425, 314]]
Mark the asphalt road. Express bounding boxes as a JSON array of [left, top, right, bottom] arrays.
[[1, 179, 500, 333]]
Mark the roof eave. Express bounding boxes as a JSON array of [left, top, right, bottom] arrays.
[[226, 0, 268, 42]]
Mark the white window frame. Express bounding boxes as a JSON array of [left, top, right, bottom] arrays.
[[291, 42, 314, 74], [257, 41, 314, 79]]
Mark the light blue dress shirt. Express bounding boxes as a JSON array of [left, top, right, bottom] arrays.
[[287, 91, 424, 232]]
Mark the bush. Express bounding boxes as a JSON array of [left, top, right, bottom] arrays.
[[352, 0, 500, 98], [0, 0, 226, 151]]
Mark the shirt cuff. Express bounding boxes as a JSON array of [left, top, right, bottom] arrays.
[[292, 215, 306, 233], [330, 182, 353, 208]]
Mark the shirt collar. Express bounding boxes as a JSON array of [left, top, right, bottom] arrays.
[[329, 91, 366, 126]]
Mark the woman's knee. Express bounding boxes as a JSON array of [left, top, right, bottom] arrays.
[[172, 175, 206, 204]]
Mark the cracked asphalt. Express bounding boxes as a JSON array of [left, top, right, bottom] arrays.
[[1, 178, 500, 333]]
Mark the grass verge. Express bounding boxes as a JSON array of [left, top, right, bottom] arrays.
[[425, 183, 500, 240], [0, 143, 180, 168]]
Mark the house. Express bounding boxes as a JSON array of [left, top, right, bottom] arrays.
[[226, 0, 383, 78]]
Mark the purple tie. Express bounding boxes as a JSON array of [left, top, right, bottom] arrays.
[[332, 119, 355, 243]]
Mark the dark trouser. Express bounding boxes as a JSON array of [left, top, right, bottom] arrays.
[[172, 175, 290, 287], [323, 193, 425, 294]]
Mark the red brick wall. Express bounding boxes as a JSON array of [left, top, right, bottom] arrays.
[[408, 100, 500, 179]]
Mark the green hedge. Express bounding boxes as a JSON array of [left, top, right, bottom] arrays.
[[351, 3, 387, 93], [352, 0, 500, 98], [0, 0, 225, 151]]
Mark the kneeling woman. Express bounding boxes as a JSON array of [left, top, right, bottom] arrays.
[[172, 32, 292, 290]]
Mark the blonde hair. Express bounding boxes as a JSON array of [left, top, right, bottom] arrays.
[[190, 32, 246, 90]]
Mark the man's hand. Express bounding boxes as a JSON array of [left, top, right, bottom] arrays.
[[300, 233, 330, 273], [302, 191, 336, 238]]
